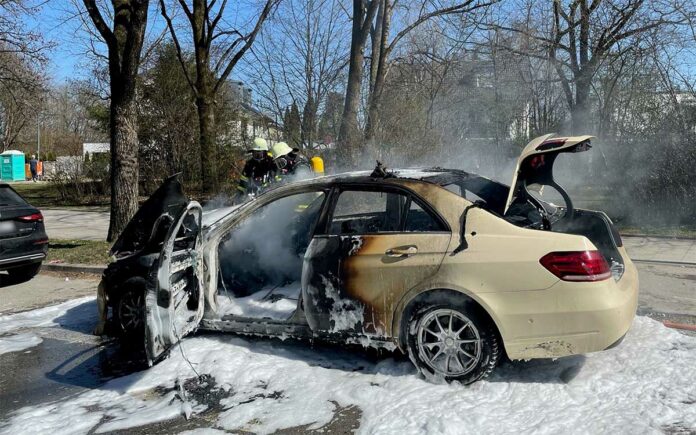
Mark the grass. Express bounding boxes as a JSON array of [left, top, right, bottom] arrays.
[[10, 181, 109, 209], [10, 182, 62, 208], [47, 239, 112, 265]]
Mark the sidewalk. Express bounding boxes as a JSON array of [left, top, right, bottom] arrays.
[[42, 209, 109, 241], [622, 235, 696, 265]]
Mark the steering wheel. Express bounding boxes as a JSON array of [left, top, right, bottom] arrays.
[[549, 181, 575, 221]]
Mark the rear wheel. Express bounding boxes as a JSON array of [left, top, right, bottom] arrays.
[[406, 300, 500, 384], [5, 263, 42, 285]]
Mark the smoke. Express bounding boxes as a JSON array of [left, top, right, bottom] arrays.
[[217, 190, 325, 296]]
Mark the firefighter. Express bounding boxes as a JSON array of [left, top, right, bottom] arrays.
[[237, 137, 276, 199], [271, 141, 312, 181]]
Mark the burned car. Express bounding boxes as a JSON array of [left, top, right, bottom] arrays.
[[96, 134, 638, 384]]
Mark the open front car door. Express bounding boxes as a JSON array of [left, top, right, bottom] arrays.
[[144, 201, 204, 365]]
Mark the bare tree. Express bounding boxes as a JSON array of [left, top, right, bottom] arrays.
[[364, 0, 494, 141], [337, 0, 380, 158], [498, 0, 687, 132], [245, 0, 349, 150], [82, 0, 149, 241], [159, 0, 280, 193], [0, 0, 48, 86]]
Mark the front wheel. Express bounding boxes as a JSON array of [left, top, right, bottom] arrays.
[[406, 302, 500, 384], [116, 284, 146, 337]]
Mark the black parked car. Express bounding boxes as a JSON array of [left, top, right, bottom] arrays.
[[0, 184, 48, 283]]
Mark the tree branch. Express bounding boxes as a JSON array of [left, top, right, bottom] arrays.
[[159, 0, 198, 95], [82, 0, 118, 53], [214, 0, 280, 93]]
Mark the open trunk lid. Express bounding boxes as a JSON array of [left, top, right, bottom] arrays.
[[504, 134, 594, 215]]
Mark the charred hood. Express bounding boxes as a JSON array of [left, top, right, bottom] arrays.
[[110, 174, 189, 257]]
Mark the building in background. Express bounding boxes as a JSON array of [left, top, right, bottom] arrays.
[[83, 142, 110, 157]]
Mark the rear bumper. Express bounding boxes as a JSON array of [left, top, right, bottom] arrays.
[[484, 257, 639, 360], [0, 232, 48, 270], [0, 252, 46, 268]]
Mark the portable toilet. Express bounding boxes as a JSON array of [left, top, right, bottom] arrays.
[[0, 150, 26, 181]]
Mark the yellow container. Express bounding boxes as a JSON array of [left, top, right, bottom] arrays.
[[310, 156, 324, 174]]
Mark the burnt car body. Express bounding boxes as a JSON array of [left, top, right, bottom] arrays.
[[97, 134, 638, 384], [0, 183, 48, 283]]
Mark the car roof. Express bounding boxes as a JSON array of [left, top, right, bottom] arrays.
[[295, 167, 476, 187]]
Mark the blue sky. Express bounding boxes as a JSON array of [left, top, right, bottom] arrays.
[[25, 2, 82, 82], [28, 1, 259, 84]]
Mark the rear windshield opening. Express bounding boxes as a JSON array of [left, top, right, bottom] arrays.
[[0, 186, 28, 206], [443, 177, 509, 216]]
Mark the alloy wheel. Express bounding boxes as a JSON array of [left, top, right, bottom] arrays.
[[118, 290, 144, 333], [416, 308, 482, 377]]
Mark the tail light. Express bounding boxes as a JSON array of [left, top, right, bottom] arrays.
[[540, 250, 611, 282], [16, 212, 43, 223]]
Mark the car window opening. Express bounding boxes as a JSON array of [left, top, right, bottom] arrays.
[[329, 189, 445, 234], [216, 191, 326, 320]]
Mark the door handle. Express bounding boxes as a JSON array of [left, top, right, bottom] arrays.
[[385, 246, 418, 257]]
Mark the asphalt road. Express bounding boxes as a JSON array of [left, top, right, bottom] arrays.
[[0, 271, 99, 315], [0, 265, 693, 432]]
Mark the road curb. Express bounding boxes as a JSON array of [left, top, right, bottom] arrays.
[[43, 263, 106, 275], [632, 259, 696, 267], [620, 233, 696, 241]]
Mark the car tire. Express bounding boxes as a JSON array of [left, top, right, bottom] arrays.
[[406, 299, 500, 384], [114, 279, 147, 337], [4, 263, 42, 285]]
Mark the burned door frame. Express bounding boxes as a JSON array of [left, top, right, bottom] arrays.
[[144, 201, 204, 365], [302, 182, 452, 337]]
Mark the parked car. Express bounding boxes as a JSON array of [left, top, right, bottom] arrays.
[[95, 134, 638, 384], [0, 184, 48, 283]]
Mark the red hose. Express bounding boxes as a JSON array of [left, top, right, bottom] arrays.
[[663, 321, 696, 332]]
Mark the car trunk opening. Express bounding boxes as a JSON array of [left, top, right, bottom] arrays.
[[444, 135, 625, 277]]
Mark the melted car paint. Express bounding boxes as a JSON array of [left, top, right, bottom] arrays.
[[322, 275, 365, 333]]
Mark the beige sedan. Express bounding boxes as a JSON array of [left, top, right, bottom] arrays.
[[97, 134, 638, 384]]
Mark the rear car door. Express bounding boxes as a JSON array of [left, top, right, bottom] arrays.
[[302, 185, 451, 336], [144, 201, 204, 365]]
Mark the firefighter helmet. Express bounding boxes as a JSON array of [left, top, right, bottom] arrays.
[[252, 137, 268, 151], [272, 141, 294, 158]]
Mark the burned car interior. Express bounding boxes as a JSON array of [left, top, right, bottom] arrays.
[[216, 191, 327, 320]]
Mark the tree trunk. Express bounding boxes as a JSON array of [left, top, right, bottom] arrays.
[[338, 0, 379, 163], [83, 0, 149, 242], [338, 35, 367, 161], [107, 90, 140, 242], [196, 92, 218, 192], [365, 0, 390, 142], [571, 72, 592, 134]]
